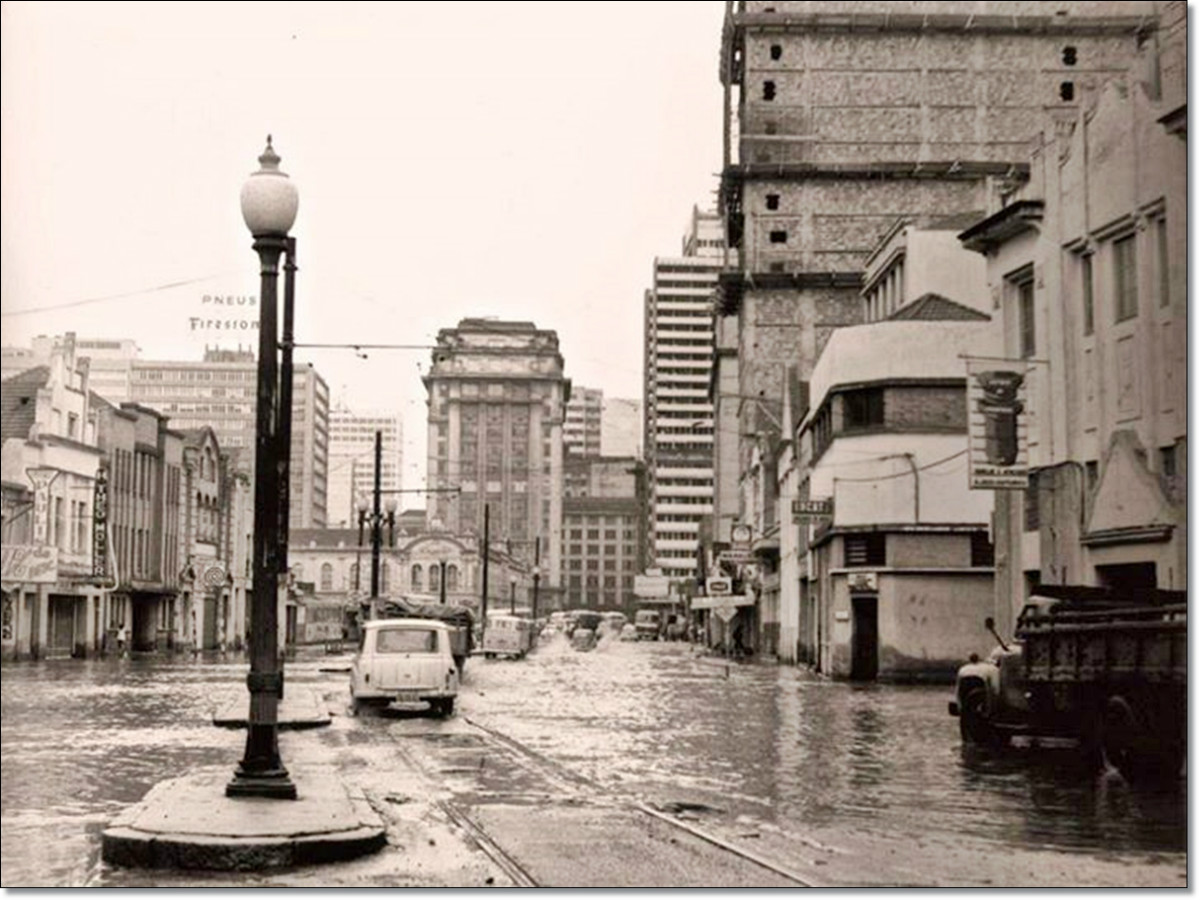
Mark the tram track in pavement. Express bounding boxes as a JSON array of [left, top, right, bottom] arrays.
[[456, 715, 816, 887]]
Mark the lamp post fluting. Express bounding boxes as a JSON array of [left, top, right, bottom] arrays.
[[227, 136, 299, 800]]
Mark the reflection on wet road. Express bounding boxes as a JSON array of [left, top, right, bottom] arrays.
[[0, 636, 1186, 886], [457, 634, 1186, 857]]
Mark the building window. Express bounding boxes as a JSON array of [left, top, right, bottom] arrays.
[[1017, 276, 1036, 358], [1113, 233, 1138, 322], [430, 564, 441, 592], [1081, 253, 1095, 336], [1024, 470, 1040, 532], [320, 563, 333, 591], [765, 193, 780, 210], [1059, 81, 1075, 102], [762, 80, 776, 101], [970, 532, 995, 567], [844, 533, 885, 567], [842, 387, 884, 430], [769, 230, 788, 244], [1159, 444, 1176, 479], [1062, 46, 1077, 65], [1155, 216, 1169, 307], [447, 565, 459, 591], [770, 44, 782, 60], [411, 564, 423, 591]]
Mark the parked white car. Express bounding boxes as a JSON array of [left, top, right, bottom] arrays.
[[350, 618, 459, 717]]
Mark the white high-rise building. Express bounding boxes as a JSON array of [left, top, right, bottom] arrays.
[[643, 207, 730, 585], [327, 407, 404, 529], [564, 386, 603, 458]]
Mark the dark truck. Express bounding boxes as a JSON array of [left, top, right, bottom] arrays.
[[949, 585, 1186, 783]]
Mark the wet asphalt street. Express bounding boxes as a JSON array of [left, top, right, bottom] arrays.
[[0, 634, 1187, 887]]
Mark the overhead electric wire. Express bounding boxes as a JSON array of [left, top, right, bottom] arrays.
[[1, 270, 242, 317]]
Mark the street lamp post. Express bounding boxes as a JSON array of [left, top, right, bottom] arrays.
[[509, 575, 517, 615], [227, 136, 299, 800]]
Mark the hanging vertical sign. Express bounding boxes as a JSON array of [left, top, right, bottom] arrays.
[[93, 467, 109, 580], [966, 358, 1030, 489]]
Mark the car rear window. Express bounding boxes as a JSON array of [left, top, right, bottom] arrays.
[[375, 628, 438, 654]]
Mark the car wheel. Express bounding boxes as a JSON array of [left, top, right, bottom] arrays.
[[1101, 695, 1181, 784], [959, 686, 1003, 747]]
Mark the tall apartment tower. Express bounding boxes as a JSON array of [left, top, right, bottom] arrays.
[[717, 0, 1158, 512], [564, 386, 603, 457], [643, 207, 730, 586], [327, 407, 404, 528], [423, 319, 568, 595]]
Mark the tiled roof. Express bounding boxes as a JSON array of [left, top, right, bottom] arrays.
[[0, 366, 49, 444], [887, 293, 991, 322]]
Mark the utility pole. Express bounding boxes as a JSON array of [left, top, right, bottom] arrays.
[[369, 430, 382, 613], [532, 536, 541, 625], [480, 504, 490, 643]]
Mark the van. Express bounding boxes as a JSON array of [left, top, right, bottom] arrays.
[[350, 618, 459, 717], [481, 613, 535, 659], [634, 609, 661, 640]]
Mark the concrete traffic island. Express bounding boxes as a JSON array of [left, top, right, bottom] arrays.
[[212, 686, 332, 730], [100, 766, 386, 871]]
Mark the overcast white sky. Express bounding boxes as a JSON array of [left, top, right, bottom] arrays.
[[1, 1, 726, 486]]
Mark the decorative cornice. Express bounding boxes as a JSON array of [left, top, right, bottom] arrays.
[[1082, 524, 1174, 547], [958, 200, 1045, 254]]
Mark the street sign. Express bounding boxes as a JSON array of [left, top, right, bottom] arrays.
[[634, 573, 670, 598], [706, 577, 732, 596], [848, 571, 878, 592], [718, 549, 754, 566], [713, 606, 737, 624], [793, 498, 832, 523]]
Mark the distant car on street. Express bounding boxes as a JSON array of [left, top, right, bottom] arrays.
[[480, 613, 535, 660], [350, 618, 459, 717], [634, 609, 662, 641], [568, 611, 604, 651], [619, 623, 639, 641], [599, 611, 628, 635]]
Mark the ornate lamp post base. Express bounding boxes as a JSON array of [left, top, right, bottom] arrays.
[[226, 773, 298, 800]]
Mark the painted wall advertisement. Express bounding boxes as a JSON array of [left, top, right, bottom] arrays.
[[1, 545, 59, 584], [966, 358, 1030, 490], [187, 293, 258, 342]]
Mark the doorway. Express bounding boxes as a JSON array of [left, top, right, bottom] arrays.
[[48, 595, 76, 658], [850, 594, 878, 681]]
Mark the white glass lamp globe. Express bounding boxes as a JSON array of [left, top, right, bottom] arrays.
[[240, 135, 299, 236]]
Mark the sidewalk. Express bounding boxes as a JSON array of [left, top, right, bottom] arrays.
[[212, 686, 332, 730], [101, 765, 386, 871]]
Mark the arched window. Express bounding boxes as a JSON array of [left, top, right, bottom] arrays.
[[320, 562, 333, 591], [411, 564, 423, 592], [430, 563, 441, 592], [349, 562, 359, 590], [381, 563, 390, 594], [447, 564, 459, 592]]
